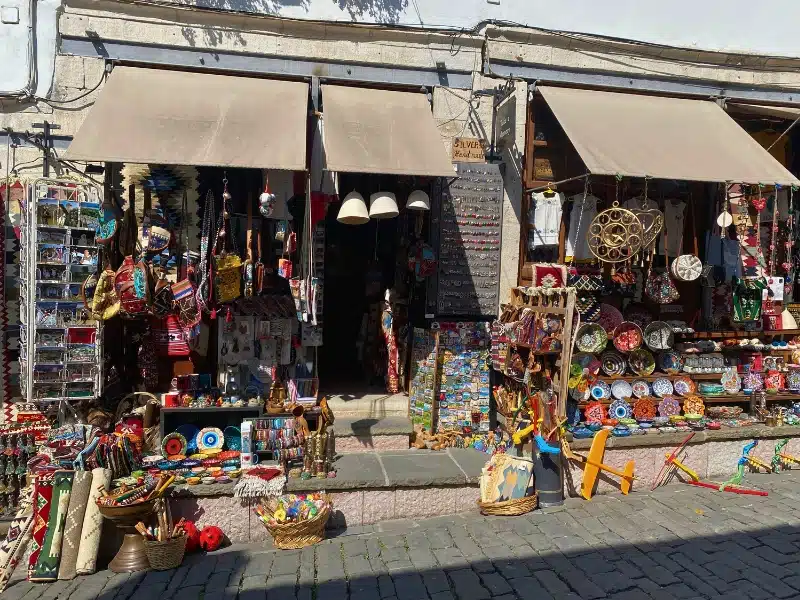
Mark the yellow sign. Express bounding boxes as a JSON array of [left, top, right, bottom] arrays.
[[451, 137, 485, 162]]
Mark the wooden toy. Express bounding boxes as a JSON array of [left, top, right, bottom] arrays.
[[652, 432, 695, 490], [562, 429, 634, 500]]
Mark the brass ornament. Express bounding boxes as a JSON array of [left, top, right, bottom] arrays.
[[587, 202, 644, 264]]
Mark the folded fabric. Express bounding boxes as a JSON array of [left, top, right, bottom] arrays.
[[31, 471, 74, 582]]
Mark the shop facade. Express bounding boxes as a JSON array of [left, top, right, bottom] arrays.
[[4, 2, 800, 567]]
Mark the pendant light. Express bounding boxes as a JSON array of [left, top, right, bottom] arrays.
[[406, 189, 430, 211], [337, 190, 369, 225], [369, 191, 399, 219]]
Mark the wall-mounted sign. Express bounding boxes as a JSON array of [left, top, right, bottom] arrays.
[[495, 96, 516, 150], [451, 137, 485, 162]]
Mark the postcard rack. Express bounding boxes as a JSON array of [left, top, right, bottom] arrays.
[[19, 178, 103, 405]]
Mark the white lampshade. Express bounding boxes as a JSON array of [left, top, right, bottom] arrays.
[[406, 189, 430, 211], [337, 191, 369, 225], [369, 191, 399, 219]]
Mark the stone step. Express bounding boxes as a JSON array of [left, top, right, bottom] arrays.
[[333, 416, 413, 452], [324, 391, 409, 419]]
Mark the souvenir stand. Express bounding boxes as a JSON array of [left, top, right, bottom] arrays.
[[492, 84, 800, 502]]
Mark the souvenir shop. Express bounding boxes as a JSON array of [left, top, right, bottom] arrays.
[[0, 65, 482, 582], [485, 84, 800, 510]]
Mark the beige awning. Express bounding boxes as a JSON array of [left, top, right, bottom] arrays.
[[537, 86, 799, 185], [321, 84, 454, 177], [727, 102, 800, 121], [65, 67, 309, 170]]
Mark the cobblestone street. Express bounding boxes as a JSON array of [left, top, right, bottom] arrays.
[[7, 470, 800, 599]]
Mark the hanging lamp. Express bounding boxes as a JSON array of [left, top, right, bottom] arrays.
[[406, 189, 430, 211], [337, 190, 369, 225], [369, 191, 399, 219]]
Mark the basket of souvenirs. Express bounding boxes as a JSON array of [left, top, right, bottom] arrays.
[[254, 493, 332, 549], [477, 453, 537, 516]]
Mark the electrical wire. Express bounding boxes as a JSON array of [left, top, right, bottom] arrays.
[[34, 69, 107, 106]]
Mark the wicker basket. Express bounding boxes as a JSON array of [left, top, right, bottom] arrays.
[[477, 493, 538, 516], [262, 498, 332, 549], [143, 534, 186, 570]]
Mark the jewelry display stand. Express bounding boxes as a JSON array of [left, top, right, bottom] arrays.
[[20, 179, 103, 413]]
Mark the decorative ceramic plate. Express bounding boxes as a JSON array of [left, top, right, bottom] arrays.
[[598, 304, 624, 336], [644, 321, 674, 351], [652, 416, 670, 426], [197, 427, 225, 452], [629, 349, 656, 376], [658, 395, 681, 417], [584, 401, 606, 424], [609, 399, 633, 419], [631, 380, 650, 398], [673, 376, 696, 396], [613, 321, 643, 353], [788, 368, 800, 391], [633, 397, 657, 420], [601, 351, 627, 376], [161, 433, 187, 458], [572, 352, 601, 376], [176, 424, 200, 454], [743, 371, 764, 391], [683, 395, 705, 415], [591, 381, 611, 400], [652, 378, 674, 397], [575, 323, 608, 353], [611, 380, 633, 400], [658, 351, 683, 375]]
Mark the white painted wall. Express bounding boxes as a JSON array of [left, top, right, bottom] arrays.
[[0, 0, 58, 96], [178, 0, 800, 58]]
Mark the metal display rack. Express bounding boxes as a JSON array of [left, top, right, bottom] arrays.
[[19, 178, 103, 409]]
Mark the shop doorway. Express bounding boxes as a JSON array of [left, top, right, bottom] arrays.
[[319, 197, 400, 394]]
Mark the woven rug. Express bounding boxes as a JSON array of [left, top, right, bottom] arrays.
[[0, 502, 34, 593], [76, 468, 111, 575], [57, 471, 92, 580], [31, 471, 73, 582], [28, 472, 55, 578]]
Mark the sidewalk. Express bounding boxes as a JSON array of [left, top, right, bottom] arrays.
[[6, 470, 800, 600]]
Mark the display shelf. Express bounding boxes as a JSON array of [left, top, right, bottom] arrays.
[[20, 178, 103, 406], [596, 373, 723, 382], [677, 329, 800, 339]]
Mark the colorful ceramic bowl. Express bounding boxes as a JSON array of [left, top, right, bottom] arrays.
[[601, 351, 627, 377], [658, 396, 681, 417], [613, 322, 643, 353], [609, 399, 633, 420], [658, 351, 683, 375], [631, 380, 650, 398], [644, 321, 674, 351], [575, 323, 608, 353], [611, 380, 633, 400], [673, 376, 696, 397], [629, 349, 656, 376], [591, 381, 612, 400]]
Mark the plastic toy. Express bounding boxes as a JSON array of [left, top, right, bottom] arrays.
[[562, 429, 635, 500], [721, 440, 772, 489], [513, 418, 561, 455], [773, 438, 800, 471]]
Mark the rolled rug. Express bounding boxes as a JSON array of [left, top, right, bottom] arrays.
[[75, 468, 111, 575], [0, 503, 34, 593], [57, 471, 92, 580], [30, 470, 74, 582], [28, 472, 55, 579]]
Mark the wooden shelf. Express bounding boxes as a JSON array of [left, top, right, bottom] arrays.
[[677, 329, 800, 339], [533, 140, 549, 147], [579, 392, 800, 407], [596, 373, 722, 382]]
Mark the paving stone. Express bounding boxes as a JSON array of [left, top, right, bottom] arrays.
[[595, 570, 636, 594], [564, 574, 606, 599], [533, 570, 570, 596], [449, 569, 491, 600], [316, 581, 347, 600], [392, 573, 427, 598], [434, 547, 467, 569], [423, 570, 451, 594], [378, 574, 396, 598], [478, 572, 511, 596], [508, 576, 555, 600], [430, 593, 456, 600], [172, 585, 205, 600], [204, 586, 240, 600]]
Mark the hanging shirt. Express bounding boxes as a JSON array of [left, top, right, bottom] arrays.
[[660, 200, 686, 256], [566, 194, 600, 261], [528, 191, 564, 248]]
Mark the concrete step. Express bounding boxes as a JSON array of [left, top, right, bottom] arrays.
[[333, 415, 413, 452]]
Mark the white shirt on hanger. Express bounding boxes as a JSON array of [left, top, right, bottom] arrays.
[[528, 191, 564, 248], [566, 193, 600, 260]]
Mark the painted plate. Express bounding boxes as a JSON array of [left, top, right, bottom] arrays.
[[673, 376, 696, 397], [633, 397, 657, 420], [591, 381, 611, 400], [197, 427, 225, 452], [658, 395, 681, 417], [161, 433, 187, 458], [584, 401, 606, 424], [631, 380, 650, 398], [652, 378, 674, 397], [601, 351, 626, 377], [609, 399, 633, 420], [629, 349, 656, 376], [611, 380, 633, 400]]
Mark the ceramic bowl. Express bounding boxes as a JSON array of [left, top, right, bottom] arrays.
[[575, 323, 608, 353], [591, 381, 611, 400], [611, 380, 633, 400], [613, 321, 643, 353], [673, 376, 696, 396], [644, 321, 674, 351], [629, 349, 656, 376], [658, 351, 683, 375], [601, 351, 627, 377], [631, 380, 650, 398]]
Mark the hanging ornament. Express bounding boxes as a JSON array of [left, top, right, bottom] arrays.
[[629, 178, 663, 265], [717, 184, 733, 229], [259, 174, 277, 218], [587, 201, 644, 266]]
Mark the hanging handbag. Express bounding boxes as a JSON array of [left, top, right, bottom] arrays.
[[114, 256, 149, 315], [172, 192, 201, 329], [95, 206, 118, 244], [151, 270, 175, 316], [150, 314, 191, 357], [212, 179, 242, 305], [89, 267, 120, 320], [645, 224, 680, 304]]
